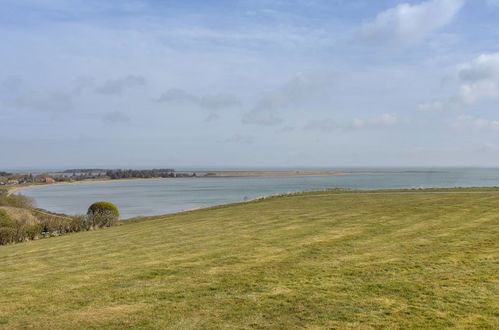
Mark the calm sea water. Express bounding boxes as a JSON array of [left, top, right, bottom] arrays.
[[18, 168, 499, 219]]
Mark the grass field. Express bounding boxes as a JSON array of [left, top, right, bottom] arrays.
[[0, 188, 498, 329]]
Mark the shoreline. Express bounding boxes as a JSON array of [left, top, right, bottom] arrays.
[[3, 170, 440, 195], [4, 171, 356, 195], [7, 181, 499, 221], [5, 177, 174, 196], [5, 169, 436, 196], [98, 186, 499, 220]]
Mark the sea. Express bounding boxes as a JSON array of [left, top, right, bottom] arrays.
[[16, 168, 499, 219]]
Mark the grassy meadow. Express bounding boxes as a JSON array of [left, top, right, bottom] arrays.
[[0, 188, 498, 329]]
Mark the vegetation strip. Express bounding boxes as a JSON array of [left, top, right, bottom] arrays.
[[0, 189, 119, 245]]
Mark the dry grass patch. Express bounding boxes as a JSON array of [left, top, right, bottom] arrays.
[[0, 206, 38, 225]]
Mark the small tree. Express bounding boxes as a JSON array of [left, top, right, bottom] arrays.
[[87, 202, 119, 228]]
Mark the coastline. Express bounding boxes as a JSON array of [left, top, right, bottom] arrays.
[[5, 177, 175, 196], [5, 169, 433, 196], [5, 171, 355, 195]]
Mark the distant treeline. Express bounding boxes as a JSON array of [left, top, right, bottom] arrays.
[[63, 169, 107, 173], [0, 172, 12, 177], [106, 169, 176, 179]]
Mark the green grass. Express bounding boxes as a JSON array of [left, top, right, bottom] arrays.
[[0, 188, 498, 329]]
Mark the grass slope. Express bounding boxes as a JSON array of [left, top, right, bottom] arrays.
[[0, 189, 498, 329]]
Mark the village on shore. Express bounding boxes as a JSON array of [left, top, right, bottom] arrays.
[[0, 169, 181, 187]]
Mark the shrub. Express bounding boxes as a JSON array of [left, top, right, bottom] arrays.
[[0, 227, 16, 245], [25, 224, 42, 240], [0, 209, 15, 227], [0, 208, 87, 244], [0, 210, 18, 244], [0, 194, 34, 209], [66, 215, 89, 232], [87, 202, 119, 227], [0, 201, 118, 245]]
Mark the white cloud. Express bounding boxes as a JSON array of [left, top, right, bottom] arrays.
[[362, 0, 465, 46], [458, 80, 499, 104], [459, 53, 499, 82], [456, 53, 499, 103], [451, 114, 499, 130], [419, 53, 499, 111]]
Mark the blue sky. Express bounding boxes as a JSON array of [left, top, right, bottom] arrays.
[[1, 0, 499, 169]]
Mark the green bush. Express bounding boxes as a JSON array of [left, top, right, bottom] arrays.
[[87, 202, 119, 227]]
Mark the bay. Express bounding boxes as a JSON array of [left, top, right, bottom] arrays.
[[18, 168, 499, 219]]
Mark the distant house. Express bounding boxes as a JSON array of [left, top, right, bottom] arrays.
[[44, 177, 55, 183], [7, 179, 19, 185]]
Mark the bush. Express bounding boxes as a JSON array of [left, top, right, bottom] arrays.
[[0, 208, 88, 245], [0, 200, 118, 245], [0, 227, 16, 245], [0, 210, 18, 245], [0, 194, 34, 209], [0, 209, 15, 227], [87, 202, 119, 227]]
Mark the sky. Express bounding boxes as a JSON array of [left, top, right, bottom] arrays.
[[1, 0, 499, 169]]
